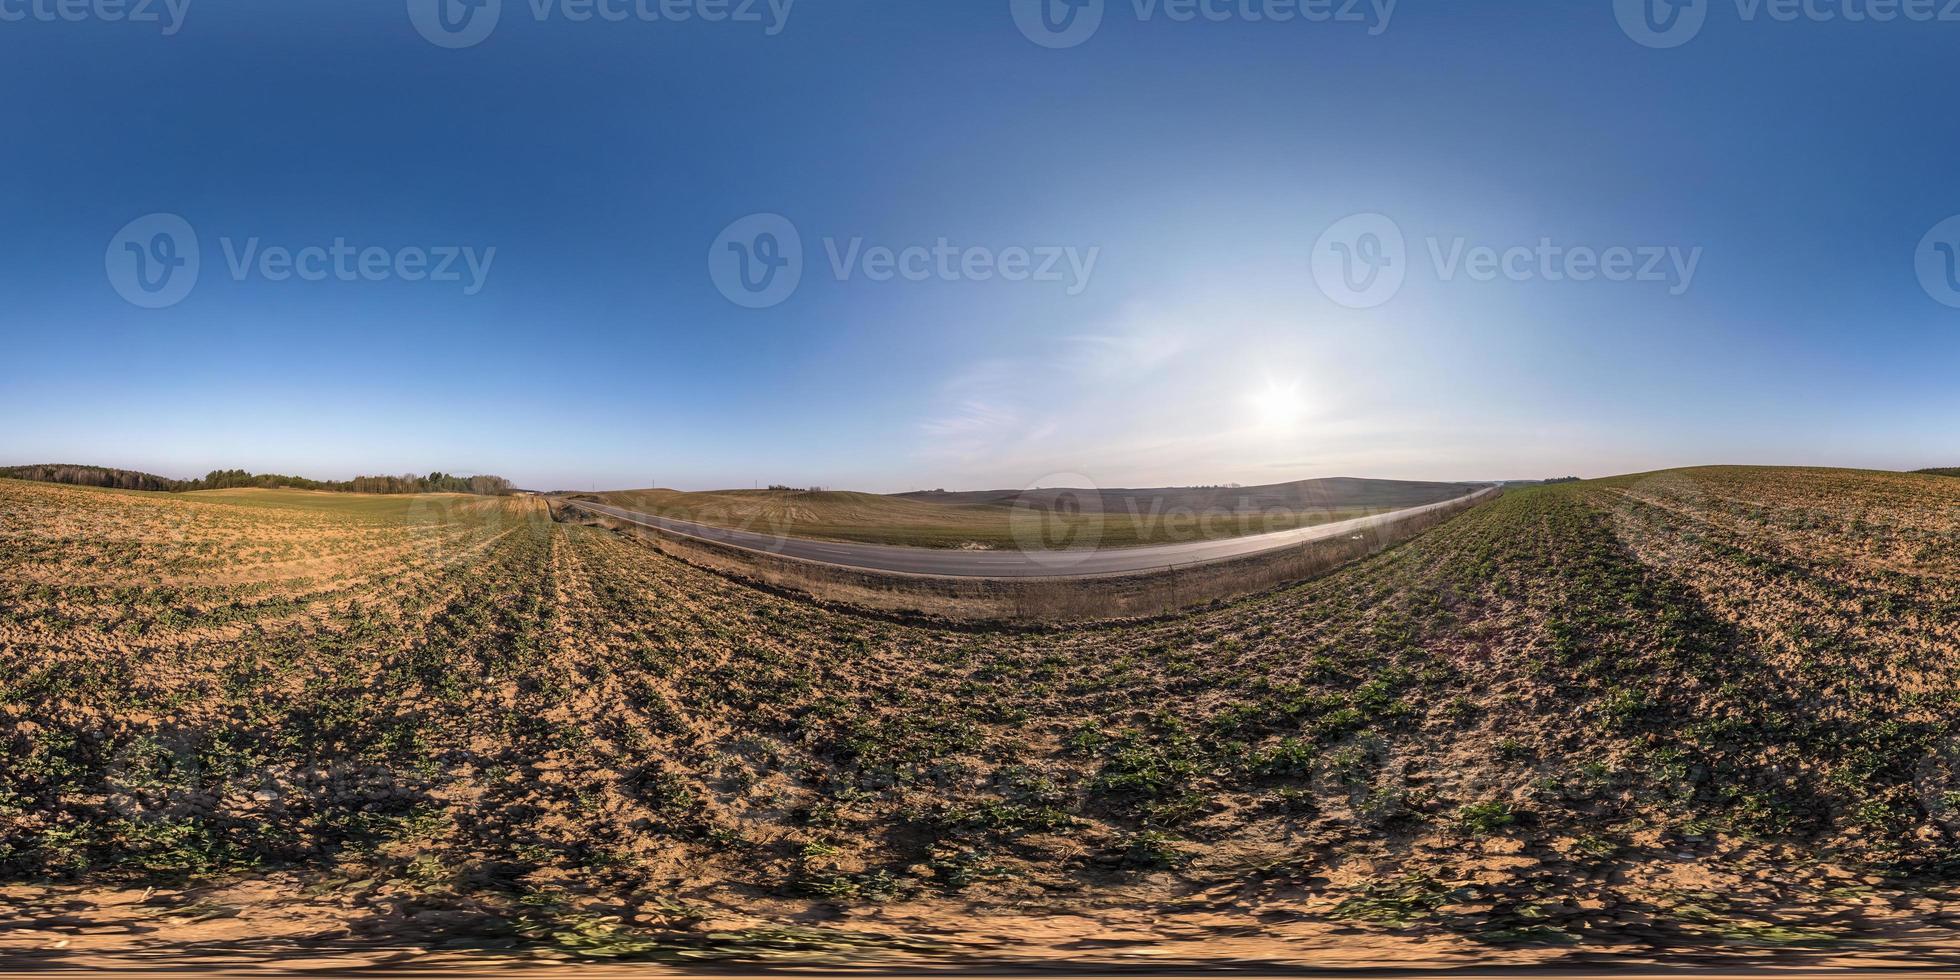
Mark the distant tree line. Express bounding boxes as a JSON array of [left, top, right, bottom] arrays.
[[0, 464, 181, 492], [346, 473, 514, 495], [1, 464, 513, 496], [1541, 476, 1583, 484], [1915, 467, 1960, 477]]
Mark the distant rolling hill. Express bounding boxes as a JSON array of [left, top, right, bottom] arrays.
[[582, 477, 1481, 550], [896, 476, 1481, 514]]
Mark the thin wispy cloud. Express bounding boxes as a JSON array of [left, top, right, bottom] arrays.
[[909, 302, 1620, 489], [916, 311, 1197, 478]]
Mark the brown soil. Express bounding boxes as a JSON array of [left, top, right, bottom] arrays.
[[2, 469, 1957, 971]]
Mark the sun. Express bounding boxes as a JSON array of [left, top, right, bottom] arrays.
[[1247, 379, 1309, 432]]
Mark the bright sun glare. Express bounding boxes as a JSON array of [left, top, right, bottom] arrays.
[[1247, 380, 1309, 433]]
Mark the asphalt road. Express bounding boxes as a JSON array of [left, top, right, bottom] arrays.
[[558, 486, 1498, 579]]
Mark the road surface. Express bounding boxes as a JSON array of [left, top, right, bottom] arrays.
[[557, 486, 1498, 579]]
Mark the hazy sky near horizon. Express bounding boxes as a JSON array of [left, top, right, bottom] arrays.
[[2, 1, 1956, 492]]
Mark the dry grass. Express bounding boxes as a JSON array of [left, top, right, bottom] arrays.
[[2, 469, 1958, 970]]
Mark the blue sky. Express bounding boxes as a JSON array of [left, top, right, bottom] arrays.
[[2, 0, 1956, 492]]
